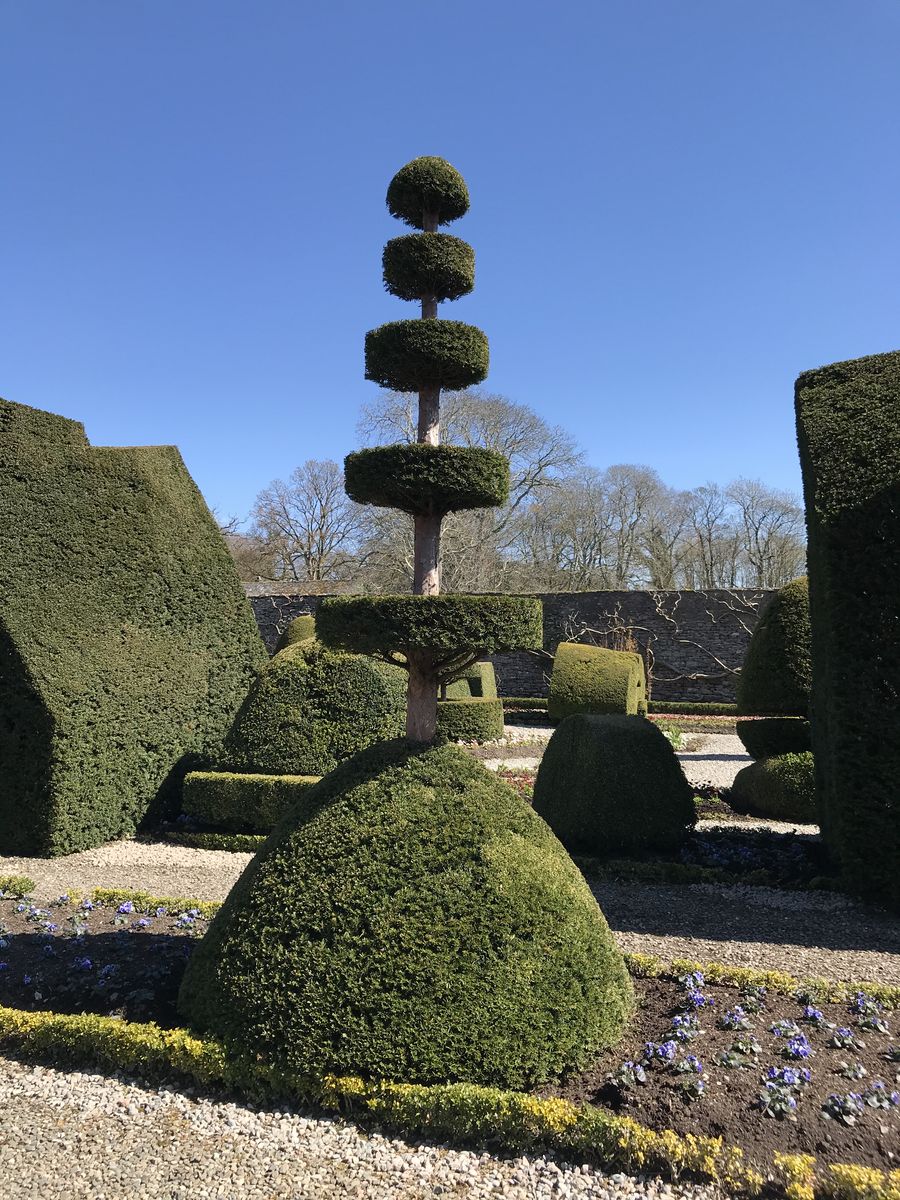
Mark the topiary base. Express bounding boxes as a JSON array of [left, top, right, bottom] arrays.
[[729, 753, 817, 824], [178, 740, 633, 1089]]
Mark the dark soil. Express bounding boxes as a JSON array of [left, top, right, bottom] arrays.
[[544, 976, 900, 1173]]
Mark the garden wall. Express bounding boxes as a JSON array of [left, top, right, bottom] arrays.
[[247, 585, 771, 703]]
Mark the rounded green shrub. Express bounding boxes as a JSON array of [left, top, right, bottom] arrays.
[[274, 614, 316, 652], [738, 577, 811, 716], [383, 233, 474, 301], [533, 714, 695, 855], [179, 740, 632, 1088], [386, 157, 469, 228], [345, 444, 509, 516], [182, 771, 320, 833], [365, 320, 489, 393], [444, 660, 497, 700], [547, 643, 646, 722], [736, 716, 811, 759], [730, 752, 817, 824], [437, 697, 504, 742], [317, 595, 543, 661], [222, 641, 406, 776]]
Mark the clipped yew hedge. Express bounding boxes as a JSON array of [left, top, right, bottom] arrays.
[[0, 399, 266, 856], [437, 698, 504, 742], [730, 753, 817, 824], [223, 640, 406, 776], [795, 351, 900, 908], [182, 771, 320, 833], [386, 156, 469, 228], [365, 320, 489, 393], [533, 714, 695, 856], [445, 660, 497, 700], [736, 717, 812, 760], [383, 233, 474, 302], [274, 614, 316, 651], [179, 739, 633, 1088], [737, 577, 811, 717], [344, 443, 509, 515], [548, 642, 646, 722]]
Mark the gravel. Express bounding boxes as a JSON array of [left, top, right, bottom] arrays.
[[0, 1057, 723, 1200]]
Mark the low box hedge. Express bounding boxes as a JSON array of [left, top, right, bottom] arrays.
[[182, 771, 321, 833], [437, 697, 504, 742]]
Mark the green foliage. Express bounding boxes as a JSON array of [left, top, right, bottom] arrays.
[[90, 888, 221, 919], [547, 642, 646, 721], [223, 640, 406, 776], [0, 875, 35, 897], [737, 577, 811, 716], [385, 156, 469, 228], [182, 771, 321, 833], [437, 698, 504, 742], [179, 739, 633, 1088], [317, 595, 543, 672], [795, 351, 900, 907], [533, 714, 695, 856], [0, 398, 267, 856], [736, 717, 812, 759], [165, 830, 266, 853], [383, 233, 474, 302], [501, 696, 548, 711], [444, 660, 497, 699], [730, 753, 817, 824], [344, 444, 509, 515], [365, 320, 489, 393], [648, 701, 738, 716], [274, 614, 316, 652]]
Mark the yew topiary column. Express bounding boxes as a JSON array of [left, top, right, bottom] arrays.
[[318, 157, 542, 740]]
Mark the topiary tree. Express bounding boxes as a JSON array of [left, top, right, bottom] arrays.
[[317, 157, 543, 740], [547, 642, 647, 722]]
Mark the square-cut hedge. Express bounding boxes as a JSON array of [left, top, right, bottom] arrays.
[[182, 771, 320, 833], [0, 399, 267, 855], [795, 352, 900, 908], [444, 661, 497, 700]]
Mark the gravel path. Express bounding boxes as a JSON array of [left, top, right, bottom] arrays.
[[0, 1058, 722, 1200]]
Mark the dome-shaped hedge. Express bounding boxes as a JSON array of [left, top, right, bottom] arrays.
[[386, 157, 469, 228], [738, 577, 811, 716], [274, 613, 316, 652], [730, 752, 817, 824], [179, 740, 633, 1088], [222, 641, 406, 776], [533, 714, 695, 855]]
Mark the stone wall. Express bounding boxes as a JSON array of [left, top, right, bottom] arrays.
[[247, 587, 772, 703]]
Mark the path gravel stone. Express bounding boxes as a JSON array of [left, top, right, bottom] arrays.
[[0, 1057, 723, 1200]]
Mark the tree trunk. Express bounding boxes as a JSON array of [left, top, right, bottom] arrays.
[[406, 652, 437, 743], [418, 384, 440, 444], [413, 512, 441, 594]]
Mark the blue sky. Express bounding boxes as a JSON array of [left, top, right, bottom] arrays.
[[2, 1, 898, 523]]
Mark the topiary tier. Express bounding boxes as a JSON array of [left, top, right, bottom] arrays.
[[383, 233, 474, 302], [178, 739, 633, 1088], [730, 752, 817, 824], [344, 444, 509, 514], [365, 320, 489, 393], [735, 716, 812, 760], [547, 642, 646, 722], [533, 714, 695, 856]]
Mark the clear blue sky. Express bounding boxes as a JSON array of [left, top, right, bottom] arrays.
[[2, 1, 898, 523]]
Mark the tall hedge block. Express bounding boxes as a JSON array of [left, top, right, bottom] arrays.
[[0, 399, 267, 855], [795, 351, 900, 908], [548, 642, 646, 721]]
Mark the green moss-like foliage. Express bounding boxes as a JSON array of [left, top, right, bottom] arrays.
[[796, 351, 900, 907], [386, 157, 469, 228], [737, 577, 811, 716], [274, 614, 316, 652], [365, 320, 489, 393], [383, 234, 474, 302], [223, 640, 406, 776], [533, 714, 695, 856], [317, 595, 543, 669], [735, 716, 811, 759], [437, 698, 504, 742], [0, 398, 267, 856], [445, 661, 497, 699], [547, 643, 646, 722], [730, 753, 817, 824], [182, 771, 321, 833], [345, 444, 509, 516], [179, 740, 633, 1087]]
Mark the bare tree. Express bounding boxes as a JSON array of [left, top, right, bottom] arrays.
[[250, 460, 364, 582], [726, 478, 805, 588]]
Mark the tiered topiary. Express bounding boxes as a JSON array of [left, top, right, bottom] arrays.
[[547, 642, 647, 722], [736, 577, 812, 758], [795, 351, 900, 908], [533, 714, 695, 856], [179, 157, 633, 1086]]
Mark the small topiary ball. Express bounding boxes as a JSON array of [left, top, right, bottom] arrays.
[[386, 157, 469, 228], [533, 714, 695, 855], [274, 613, 316, 652], [730, 752, 817, 824], [222, 640, 406, 776], [179, 740, 633, 1088]]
